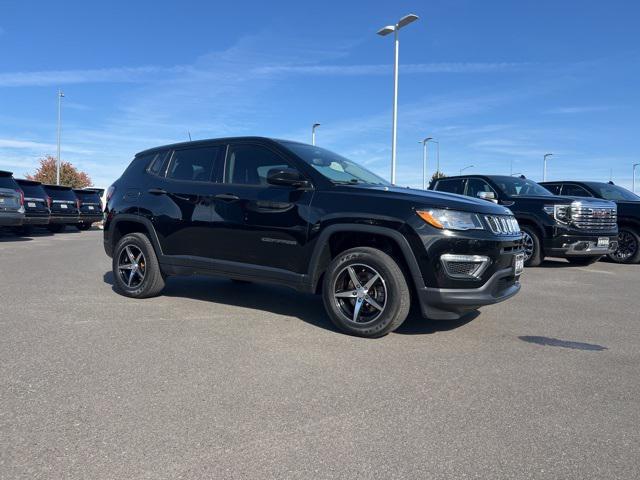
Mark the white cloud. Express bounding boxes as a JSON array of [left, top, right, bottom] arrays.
[[545, 106, 615, 114]]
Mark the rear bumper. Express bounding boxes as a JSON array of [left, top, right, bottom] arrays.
[[545, 233, 618, 257], [417, 267, 521, 320], [23, 215, 50, 225], [0, 212, 24, 226], [79, 214, 103, 224], [49, 215, 79, 224]]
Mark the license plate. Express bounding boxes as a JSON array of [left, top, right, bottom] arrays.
[[597, 237, 609, 248], [88, 205, 94, 210], [514, 253, 525, 276], [28, 202, 36, 208], [60, 204, 68, 209]]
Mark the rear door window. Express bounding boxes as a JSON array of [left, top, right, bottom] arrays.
[[433, 178, 465, 194], [166, 146, 222, 182], [561, 184, 592, 197], [544, 184, 562, 195]]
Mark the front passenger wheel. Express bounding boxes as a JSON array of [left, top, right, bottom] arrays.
[[608, 227, 640, 264], [521, 225, 543, 267], [322, 247, 410, 338], [113, 233, 165, 298]]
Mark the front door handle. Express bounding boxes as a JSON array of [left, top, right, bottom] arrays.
[[148, 188, 168, 195], [214, 193, 240, 202]]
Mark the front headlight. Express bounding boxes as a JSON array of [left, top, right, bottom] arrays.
[[543, 204, 570, 224], [416, 209, 484, 231]]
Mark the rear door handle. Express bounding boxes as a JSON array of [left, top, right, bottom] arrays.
[[148, 188, 167, 195], [214, 193, 240, 202]]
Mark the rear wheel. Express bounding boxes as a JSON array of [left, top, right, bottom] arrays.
[[47, 224, 65, 233], [322, 247, 410, 338], [608, 227, 640, 264], [112, 233, 165, 298], [567, 256, 601, 266], [521, 225, 543, 267]]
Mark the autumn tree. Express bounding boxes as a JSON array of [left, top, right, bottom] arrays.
[[430, 171, 447, 183], [26, 156, 92, 188]]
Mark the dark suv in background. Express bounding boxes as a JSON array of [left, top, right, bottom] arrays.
[[43, 184, 80, 233], [15, 179, 50, 233], [74, 188, 103, 230], [430, 175, 618, 267], [0, 171, 25, 228], [104, 137, 524, 337], [541, 181, 640, 264]]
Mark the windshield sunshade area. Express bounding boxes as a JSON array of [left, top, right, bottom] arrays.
[[280, 142, 390, 186], [493, 177, 554, 197]]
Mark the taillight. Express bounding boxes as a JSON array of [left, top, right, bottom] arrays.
[[16, 189, 24, 206], [76, 198, 82, 209], [106, 185, 115, 202], [46, 196, 52, 208]]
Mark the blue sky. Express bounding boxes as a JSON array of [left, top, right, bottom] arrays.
[[0, 0, 639, 189]]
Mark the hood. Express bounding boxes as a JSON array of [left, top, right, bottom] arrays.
[[335, 185, 515, 215]]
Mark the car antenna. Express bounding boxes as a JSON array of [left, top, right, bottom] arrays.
[[608, 180, 615, 185]]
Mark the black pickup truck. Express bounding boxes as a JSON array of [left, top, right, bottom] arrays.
[[430, 175, 618, 267], [103, 137, 525, 337], [541, 181, 640, 263]]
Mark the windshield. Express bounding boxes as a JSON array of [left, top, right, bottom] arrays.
[[281, 142, 390, 186], [586, 183, 640, 201], [494, 177, 554, 197]]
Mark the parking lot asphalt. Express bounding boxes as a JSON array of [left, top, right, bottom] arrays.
[[1, 229, 639, 479]]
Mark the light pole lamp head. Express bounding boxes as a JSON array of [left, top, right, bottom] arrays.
[[544, 153, 553, 160], [377, 25, 396, 36], [397, 14, 419, 29], [312, 123, 321, 129]]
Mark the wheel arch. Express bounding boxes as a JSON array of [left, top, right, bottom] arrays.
[[307, 224, 425, 294], [109, 214, 163, 257]]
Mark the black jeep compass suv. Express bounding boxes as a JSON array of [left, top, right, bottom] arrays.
[[104, 137, 524, 337]]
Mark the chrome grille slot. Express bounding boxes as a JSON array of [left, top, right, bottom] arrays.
[[484, 215, 520, 235], [571, 204, 617, 230]]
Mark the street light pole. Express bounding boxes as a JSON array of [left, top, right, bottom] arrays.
[[377, 13, 419, 185], [311, 123, 321, 146], [633, 163, 639, 193], [420, 137, 432, 190], [56, 89, 64, 185], [543, 153, 553, 182], [460, 164, 474, 176], [429, 139, 440, 173]]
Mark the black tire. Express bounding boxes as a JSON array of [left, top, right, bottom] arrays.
[[47, 224, 65, 233], [112, 233, 165, 298], [567, 256, 602, 266], [13, 225, 33, 236], [608, 227, 640, 264], [76, 223, 92, 231], [231, 279, 252, 284], [322, 247, 411, 338], [521, 225, 543, 267]]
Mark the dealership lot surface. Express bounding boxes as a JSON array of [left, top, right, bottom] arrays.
[[1, 230, 638, 479]]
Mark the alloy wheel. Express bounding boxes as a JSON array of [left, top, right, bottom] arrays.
[[611, 230, 638, 262], [332, 263, 387, 325], [522, 231, 535, 262], [117, 244, 146, 288]]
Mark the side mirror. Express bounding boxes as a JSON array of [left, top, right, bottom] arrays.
[[477, 191, 498, 203], [266, 168, 310, 188]]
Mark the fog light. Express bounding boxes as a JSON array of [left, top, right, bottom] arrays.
[[440, 254, 490, 279]]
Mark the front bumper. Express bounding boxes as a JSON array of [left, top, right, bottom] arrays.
[[49, 215, 80, 224], [544, 233, 618, 257], [417, 266, 521, 320]]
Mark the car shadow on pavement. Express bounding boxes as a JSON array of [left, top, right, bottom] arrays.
[[103, 272, 477, 336]]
